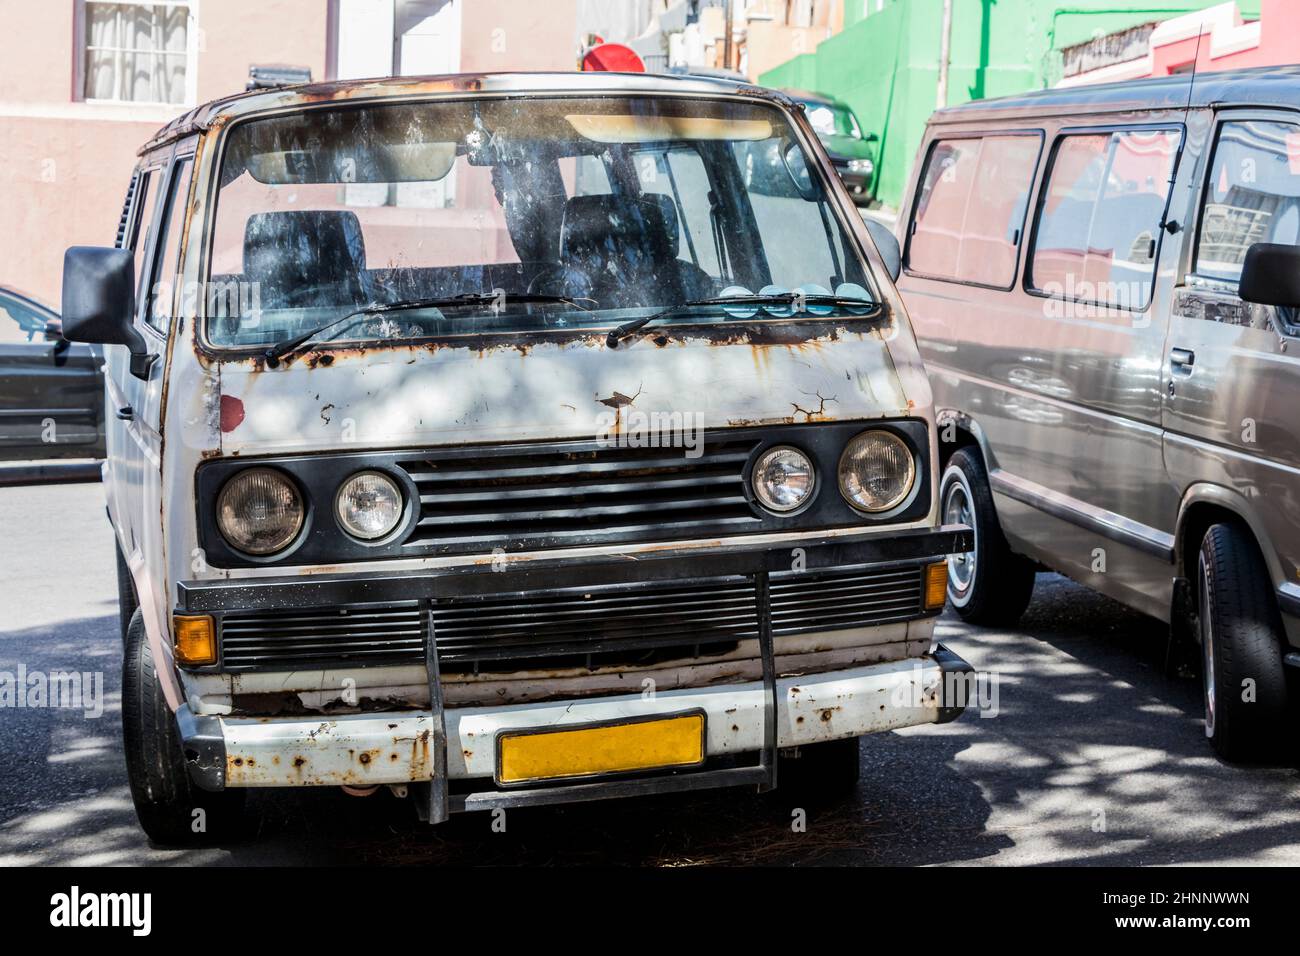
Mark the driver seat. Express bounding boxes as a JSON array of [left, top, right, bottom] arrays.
[[243, 210, 370, 310], [558, 194, 684, 307]]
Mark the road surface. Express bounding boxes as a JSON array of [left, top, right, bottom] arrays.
[[2, 481, 1297, 865]]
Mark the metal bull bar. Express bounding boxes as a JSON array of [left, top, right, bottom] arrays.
[[400, 524, 971, 823]]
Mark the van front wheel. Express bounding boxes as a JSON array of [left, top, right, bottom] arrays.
[[1197, 523, 1290, 762], [940, 449, 1036, 626], [122, 609, 247, 845]]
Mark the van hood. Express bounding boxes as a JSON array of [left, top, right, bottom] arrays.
[[214, 325, 915, 457]]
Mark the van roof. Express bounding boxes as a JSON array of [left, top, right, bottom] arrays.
[[140, 70, 786, 155], [929, 64, 1300, 126]]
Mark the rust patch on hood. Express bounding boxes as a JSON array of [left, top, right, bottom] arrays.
[[597, 386, 642, 409], [213, 319, 882, 371], [790, 391, 837, 422]]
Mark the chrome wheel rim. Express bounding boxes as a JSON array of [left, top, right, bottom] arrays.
[[1199, 550, 1217, 738], [943, 477, 976, 597]]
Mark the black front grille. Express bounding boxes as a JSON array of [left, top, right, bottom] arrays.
[[220, 603, 425, 671], [433, 563, 923, 674], [215, 563, 925, 674], [399, 436, 761, 551]]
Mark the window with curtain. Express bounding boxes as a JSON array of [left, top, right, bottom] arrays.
[[83, 2, 191, 105]]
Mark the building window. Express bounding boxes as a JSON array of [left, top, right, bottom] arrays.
[[82, 1, 193, 105]]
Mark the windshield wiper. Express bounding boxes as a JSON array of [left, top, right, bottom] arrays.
[[604, 293, 879, 348], [264, 292, 590, 363]]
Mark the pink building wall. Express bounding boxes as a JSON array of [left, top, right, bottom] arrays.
[[0, 0, 330, 308], [1, 0, 584, 307]]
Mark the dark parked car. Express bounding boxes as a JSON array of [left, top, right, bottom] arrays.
[[784, 89, 878, 204], [0, 285, 104, 461]]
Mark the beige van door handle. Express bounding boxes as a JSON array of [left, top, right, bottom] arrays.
[[1170, 348, 1195, 375]]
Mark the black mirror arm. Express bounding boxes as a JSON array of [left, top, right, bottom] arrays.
[[129, 348, 157, 380], [117, 316, 156, 379]]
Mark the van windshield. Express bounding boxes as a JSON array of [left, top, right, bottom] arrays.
[[204, 95, 874, 350]]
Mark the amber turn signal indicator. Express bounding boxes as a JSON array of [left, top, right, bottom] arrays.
[[173, 614, 216, 666], [924, 560, 948, 610]]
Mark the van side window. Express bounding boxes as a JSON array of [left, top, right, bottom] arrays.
[[145, 158, 194, 332], [1028, 129, 1180, 310], [129, 169, 162, 313], [905, 134, 1040, 288], [1194, 120, 1300, 283]]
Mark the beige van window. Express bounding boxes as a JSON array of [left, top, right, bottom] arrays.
[[906, 133, 1040, 288], [1195, 120, 1300, 282], [1029, 129, 1180, 311]]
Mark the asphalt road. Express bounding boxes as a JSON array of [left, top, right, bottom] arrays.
[[2, 481, 1298, 866]]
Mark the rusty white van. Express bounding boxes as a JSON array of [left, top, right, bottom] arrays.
[[61, 71, 971, 843], [897, 67, 1300, 762]]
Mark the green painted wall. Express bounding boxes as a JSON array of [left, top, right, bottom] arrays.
[[762, 0, 1262, 207]]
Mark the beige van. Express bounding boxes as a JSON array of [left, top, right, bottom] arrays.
[[897, 67, 1300, 761]]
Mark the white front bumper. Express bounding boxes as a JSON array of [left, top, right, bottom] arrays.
[[214, 654, 956, 788]]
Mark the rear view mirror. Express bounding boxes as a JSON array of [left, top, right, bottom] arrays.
[[1239, 243, 1300, 307], [62, 246, 153, 378], [864, 217, 901, 284], [781, 141, 818, 201]]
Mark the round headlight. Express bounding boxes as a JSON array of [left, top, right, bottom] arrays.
[[216, 468, 305, 555], [838, 430, 916, 513], [752, 446, 816, 513], [335, 470, 403, 540]]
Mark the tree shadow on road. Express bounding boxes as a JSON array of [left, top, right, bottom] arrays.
[[933, 573, 1300, 866]]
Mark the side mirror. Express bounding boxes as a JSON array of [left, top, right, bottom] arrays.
[[62, 246, 153, 378], [864, 217, 901, 283], [864, 132, 879, 143], [781, 140, 819, 201], [1239, 243, 1300, 307]]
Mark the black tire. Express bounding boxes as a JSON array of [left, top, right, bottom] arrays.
[[114, 542, 138, 644], [122, 609, 247, 844], [779, 736, 861, 804], [1196, 522, 1290, 762], [940, 448, 1036, 626]]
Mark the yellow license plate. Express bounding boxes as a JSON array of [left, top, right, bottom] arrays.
[[495, 711, 706, 786]]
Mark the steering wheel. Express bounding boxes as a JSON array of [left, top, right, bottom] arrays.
[[527, 263, 595, 301]]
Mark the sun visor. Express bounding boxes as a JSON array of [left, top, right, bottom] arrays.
[[245, 141, 457, 185], [565, 114, 773, 144]]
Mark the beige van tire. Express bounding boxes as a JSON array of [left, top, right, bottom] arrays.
[[122, 609, 247, 845], [940, 449, 1036, 626], [1196, 523, 1290, 762]]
